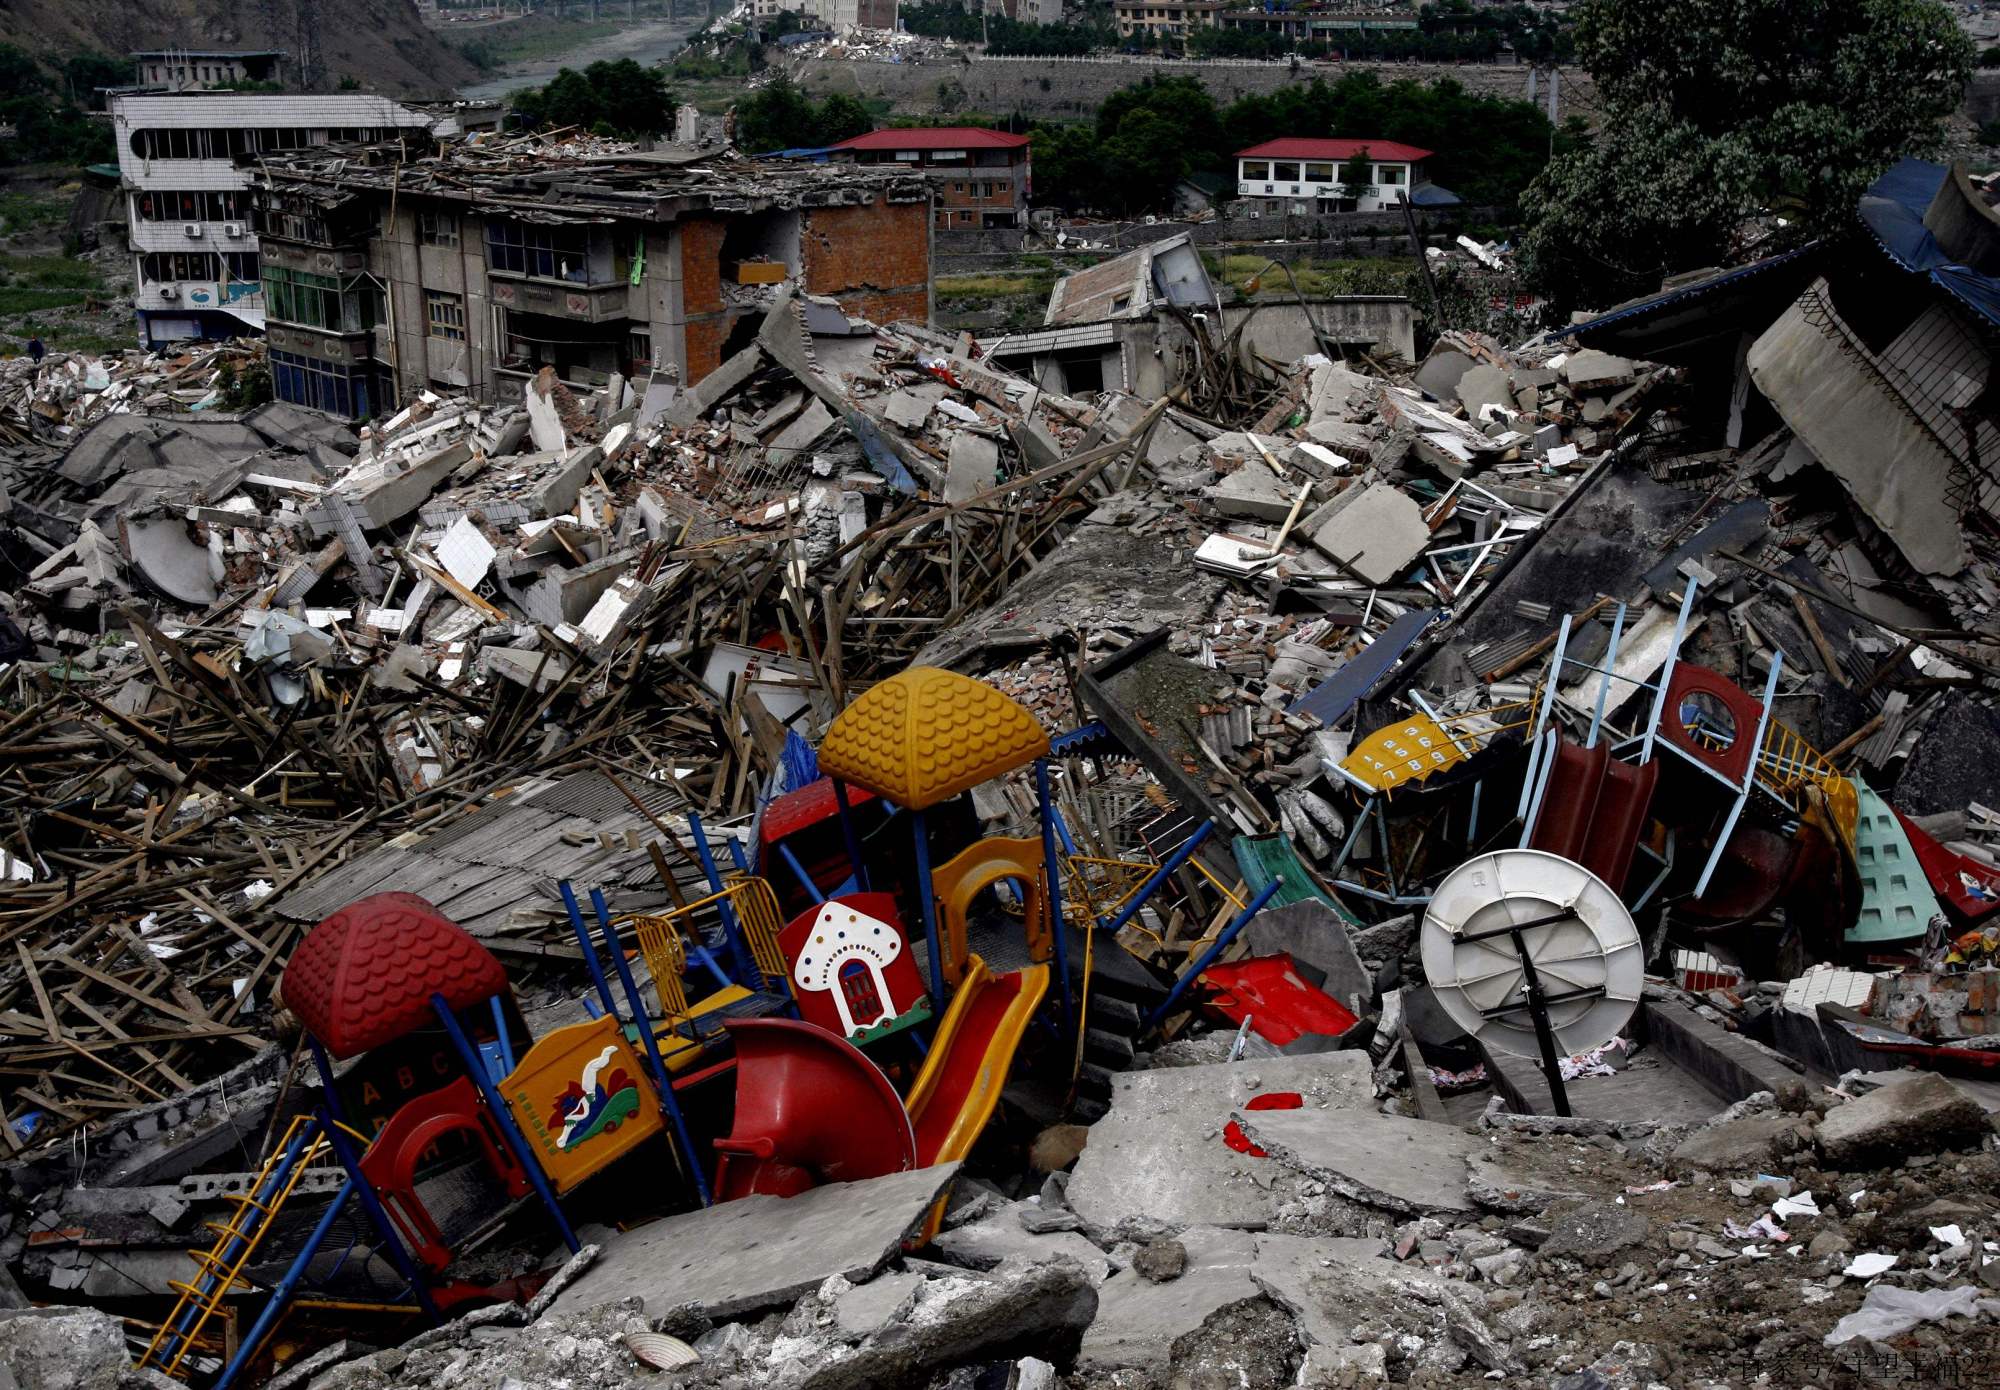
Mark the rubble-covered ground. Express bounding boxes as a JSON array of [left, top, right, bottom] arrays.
[[5, 220, 2000, 1389]]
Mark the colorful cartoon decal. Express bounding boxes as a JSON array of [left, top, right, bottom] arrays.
[[548, 1044, 640, 1151]]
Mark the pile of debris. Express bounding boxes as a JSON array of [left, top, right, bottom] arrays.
[[10, 154, 2000, 1390]]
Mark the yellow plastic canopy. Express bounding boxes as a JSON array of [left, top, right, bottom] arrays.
[[819, 667, 1050, 810]]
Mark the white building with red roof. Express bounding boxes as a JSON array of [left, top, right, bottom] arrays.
[[1234, 138, 1459, 215]]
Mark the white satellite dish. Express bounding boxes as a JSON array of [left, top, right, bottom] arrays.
[[1422, 849, 1643, 1074]]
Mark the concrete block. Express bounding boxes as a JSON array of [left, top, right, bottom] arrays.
[[771, 398, 836, 458], [1561, 349, 1636, 393], [546, 1162, 961, 1320], [1413, 348, 1475, 403], [1075, 1226, 1258, 1374], [1066, 1053, 1373, 1234], [1816, 1071, 1995, 1169], [832, 1270, 924, 1339], [1202, 461, 1295, 522], [1454, 363, 1514, 418], [1234, 1108, 1478, 1215], [1668, 1110, 1814, 1175], [349, 442, 467, 528], [1305, 481, 1429, 586], [946, 432, 1000, 505], [928, 1202, 1112, 1283]]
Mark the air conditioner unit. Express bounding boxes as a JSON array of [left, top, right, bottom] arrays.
[[158, 285, 179, 300], [223, 222, 245, 239], [182, 223, 202, 238]]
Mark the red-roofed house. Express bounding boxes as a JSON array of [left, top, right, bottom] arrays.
[[826, 127, 1033, 230], [1234, 138, 1457, 215]]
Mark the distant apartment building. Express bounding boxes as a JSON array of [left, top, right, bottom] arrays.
[[130, 49, 288, 92], [1214, 10, 1417, 41], [823, 128, 1030, 230], [1234, 138, 1459, 214], [1112, 0, 1222, 39], [751, 0, 898, 28], [110, 92, 441, 347], [983, 0, 1062, 24], [246, 145, 931, 418]]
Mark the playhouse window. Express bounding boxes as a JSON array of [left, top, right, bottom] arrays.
[[839, 960, 885, 1026]]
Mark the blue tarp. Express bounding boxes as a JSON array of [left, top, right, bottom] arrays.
[[1407, 183, 1462, 208], [1859, 157, 2000, 330]]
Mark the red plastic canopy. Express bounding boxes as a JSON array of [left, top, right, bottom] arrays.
[[280, 892, 508, 1059]]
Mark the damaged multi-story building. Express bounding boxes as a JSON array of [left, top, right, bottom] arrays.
[[246, 145, 934, 418]]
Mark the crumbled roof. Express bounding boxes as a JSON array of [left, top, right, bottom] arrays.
[[832, 127, 1031, 152], [1235, 139, 1433, 163]]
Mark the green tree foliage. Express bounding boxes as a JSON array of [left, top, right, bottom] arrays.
[[1521, 0, 1976, 308], [733, 75, 881, 151], [513, 59, 675, 139], [1338, 146, 1375, 202], [0, 47, 116, 164], [59, 52, 134, 109], [1023, 71, 1553, 217]]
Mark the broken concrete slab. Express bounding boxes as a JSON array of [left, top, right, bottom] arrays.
[[831, 1270, 925, 1339], [945, 432, 1000, 505], [1816, 1072, 1995, 1169], [0, 1305, 132, 1390], [1236, 900, 1372, 1017], [1305, 481, 1429, 586], [546, 1161, 961, 1320], [1412, 348, 1475, 404], [121, 514, 218, 606], [801, 1259, 1098, 1390], [1075, 1226, 1258, 1375], [1668, 1108, 1815, 1175], [1066, 1053, 1374, 1234], [1234, 1108, 1479, 1215], [927, 1202, 1112, 1283], [1454, 363, 1515, 418], [771, 398, 836, 458], [1561, 349, 1636, 392], [1202, 461, 1298, 522]]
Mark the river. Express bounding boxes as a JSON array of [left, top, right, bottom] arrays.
[[456, 15, 708, 100]]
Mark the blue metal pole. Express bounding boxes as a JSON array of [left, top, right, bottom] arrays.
[[778, 843, 825, 905], [490, 996, 515, 1077], [559, 880, 619, 1018], [912, 808, 946, 1005], [212, 1173, 357, 1390], [1100, 820, 1215, 937], [429, 997, 580, 1252], [1142, 878, 1284, 1034], [586, 889, 713, 1207], [689, 813, 760, 986], [1035, 759, 1076, 1038], [725, 834, 750, 875], [832, 778, 872, 892], [307, 1039, 441, 1323], [157, 1118, 317, 1369]]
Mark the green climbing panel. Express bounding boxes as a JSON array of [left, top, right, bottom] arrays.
[[1232, 833, 1364, 927], [1847, 780, 1942, 944]]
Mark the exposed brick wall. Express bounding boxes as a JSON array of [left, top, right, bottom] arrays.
[[680, 218, 727, 316], [683, 313, 731, 383], [802, 199, 930, 318]]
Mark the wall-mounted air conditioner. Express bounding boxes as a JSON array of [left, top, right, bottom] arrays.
[[158, 285, 179, 299], [223, 223, 245, 239], [182, 223, 202, 238]]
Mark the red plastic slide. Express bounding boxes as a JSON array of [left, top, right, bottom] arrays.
[[711, 1018, 917, 1201]]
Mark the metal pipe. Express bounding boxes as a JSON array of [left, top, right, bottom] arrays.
[[912, 808, 946, 1005], [558, 880, 619, 1019], [212, 1173, 358, 1390], [587, 888, 712, 1206], [832, 778, 872, 892], [429, 996, 580, 1251], [1036, 759, 1075, 1037], [1099, 820, 1214, 936], [689, 813, 760, 987], [1142, 877, 1284, 1033]]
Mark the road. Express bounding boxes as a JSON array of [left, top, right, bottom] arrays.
[[457, 15, 706, 100]]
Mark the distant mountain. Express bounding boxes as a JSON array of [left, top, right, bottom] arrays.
[[2, 0, 480, 99]]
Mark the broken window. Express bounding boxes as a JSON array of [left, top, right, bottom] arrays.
[[270, 349, 379, 419], [263, 266, 377, 333], [486, 219, 593, 283], [427, 290, 466, 342], [139, 252, 222, 282], [420, 210, 460, 249]]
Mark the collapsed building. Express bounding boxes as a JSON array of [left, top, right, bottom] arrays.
[[248, 142, 934, 417], [2, 141, 2000, 1390]]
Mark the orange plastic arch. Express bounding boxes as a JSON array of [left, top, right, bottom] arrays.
[[930, 837, 1051, 989], [818, 667, 1049, 811]]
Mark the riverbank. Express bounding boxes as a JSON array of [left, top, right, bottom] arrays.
[[457, 13, 709, 100]]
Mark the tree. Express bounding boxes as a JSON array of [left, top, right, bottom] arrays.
[[512, 59, 674, 140], [1029, 123, 1100, 212], [732, 76, 830, 152], [1339, 145, 1374, 203], [1521, 0, 1976, 309], [814, 94, 872, 146]]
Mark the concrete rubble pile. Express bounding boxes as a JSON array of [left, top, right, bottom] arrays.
[[11, 161, 2000, 1390]]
